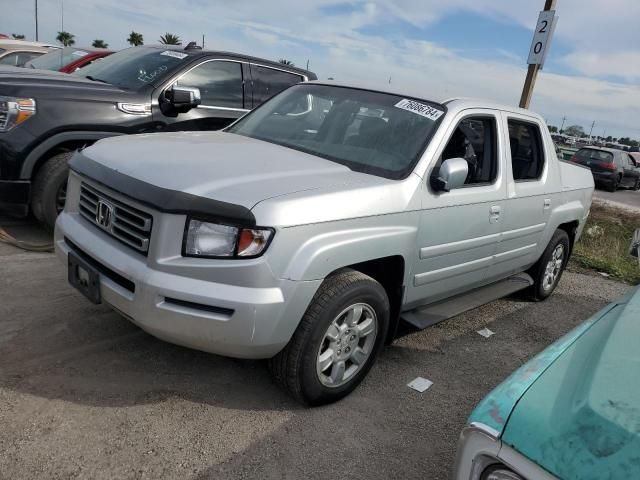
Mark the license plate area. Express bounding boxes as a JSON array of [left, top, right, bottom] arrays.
[[68, 252, 101, 304]]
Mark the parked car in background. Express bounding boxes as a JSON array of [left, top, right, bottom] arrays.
[[630, 152, 640, 168], [571, 146, 640, 191], [24, 46, 113, 73], [0, 45, 316, 228], [0, 40, 59, 67], [55, 82, 593, 405], [454, 229, 640, 480]]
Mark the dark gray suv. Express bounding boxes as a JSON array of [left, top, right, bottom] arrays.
[[571, 146, 640, 191], [0, 45, 316, 227]]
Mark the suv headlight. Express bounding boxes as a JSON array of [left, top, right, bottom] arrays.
[[0, 96, 36, 132], [183, 219, 274, 258]]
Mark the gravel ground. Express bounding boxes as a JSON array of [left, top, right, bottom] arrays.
[[0, 231, 631, 479]]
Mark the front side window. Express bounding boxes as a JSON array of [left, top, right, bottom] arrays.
[[228, 84, 445, 180], [439, 116, 498, 185], [177, 60, 244, 109], [508, 120, 545, 181], [251, 65, 303, 105], [73, 47, 193, 90]]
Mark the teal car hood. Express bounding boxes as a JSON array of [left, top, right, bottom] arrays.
[[469, 286, 640, 478]]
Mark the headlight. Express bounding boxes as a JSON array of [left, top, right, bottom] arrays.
[[184, 219, 274, 258], [0, 96, 36, 132], [481, 466, 524, 480]]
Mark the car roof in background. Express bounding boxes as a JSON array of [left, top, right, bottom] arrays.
[[140, 44, 315, 77], [0, 40, 59, 49], [578, 146, 623, 153]]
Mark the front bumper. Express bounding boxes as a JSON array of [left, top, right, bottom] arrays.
[[55, 208, 321, 359], [453, 424, 558, 480], [0, 179, 30, 217]]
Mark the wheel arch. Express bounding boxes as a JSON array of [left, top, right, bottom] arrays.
[[327, 255, 406, 344], [22, 131, 124, 180]]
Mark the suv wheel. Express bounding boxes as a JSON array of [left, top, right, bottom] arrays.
[[31, 151, 73, 230], [606, 174, 621, 192], [634, 178, 640, 191], [529, 229, 570, 301], [269, 269, 389, 406]]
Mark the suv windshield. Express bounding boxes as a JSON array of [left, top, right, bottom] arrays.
[[72, 47, 192, 90], [228, 84, 445, 179], [26, 47, 90, 70]]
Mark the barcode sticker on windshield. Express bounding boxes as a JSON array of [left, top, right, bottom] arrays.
[[394, 99, 444, 121], [160, 51, 188, 60]]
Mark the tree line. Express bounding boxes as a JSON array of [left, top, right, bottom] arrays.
[[547, 124, 638, 146]]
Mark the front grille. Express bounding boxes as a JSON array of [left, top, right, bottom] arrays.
[[0, 101, 8, 130], [79, 183, 153, 254]]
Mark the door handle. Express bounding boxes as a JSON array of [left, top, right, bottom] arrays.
[[544, 199, 551, 210], [490, 205, 501, 223]]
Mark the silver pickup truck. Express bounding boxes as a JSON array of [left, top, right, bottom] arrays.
[[55, 81, 594, 405]]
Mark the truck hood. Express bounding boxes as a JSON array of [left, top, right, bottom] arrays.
[[76, 131, 394, 223], [0, 68, 139, 99]]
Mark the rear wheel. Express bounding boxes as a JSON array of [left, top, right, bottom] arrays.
[[529, 229, 570, 301], [31, 152, 72, 230], [634, 177, 640, 191], [269, 269, 389, 406], [606, 174, 621, 192]]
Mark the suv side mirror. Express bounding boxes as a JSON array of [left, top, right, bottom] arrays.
[[165, 85, 201, 112], [630, 229, 640, 259], [430, 157, 468, 192]]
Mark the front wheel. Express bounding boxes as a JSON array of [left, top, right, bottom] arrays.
[[269, 269, 389, 406], [529, 229, 570, 301], [31, 151, 73, 230]]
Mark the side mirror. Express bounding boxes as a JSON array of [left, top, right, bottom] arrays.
[[630, 229, 640, 259], [430, 157, 468, 192], [165, 85, 201, 112]]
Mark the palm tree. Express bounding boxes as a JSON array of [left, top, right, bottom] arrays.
[[12, 33, 25, 40], [278, 59, 295, 66], [127, 31, 143, 46], [159, 33, 181, 45], [92, 39, 108, 48], [56, 31, 75, 47]]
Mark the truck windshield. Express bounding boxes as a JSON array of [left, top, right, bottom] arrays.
[[227, 84, 445, 180], [26, 47, 89, 71], [72, 47, 192, 90]]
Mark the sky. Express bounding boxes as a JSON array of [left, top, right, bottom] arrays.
[[2, 0, 639, 139]]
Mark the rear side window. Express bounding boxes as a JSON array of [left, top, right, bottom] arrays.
[[439, 116, 498, 185], [251, 66, 303, 106], [508, 120, 545, 181], [576, 149, 613, 163], [177, 60, 244, 109]]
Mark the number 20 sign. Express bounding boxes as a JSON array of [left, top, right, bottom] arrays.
[[527, 10, 557, 68]]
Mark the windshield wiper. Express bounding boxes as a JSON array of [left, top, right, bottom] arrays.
[[85, 75, 109, 84]]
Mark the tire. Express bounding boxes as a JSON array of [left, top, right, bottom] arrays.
[[31, 151, 73, 230], [634, 178, 640, 191], [606, 174, 621, 192], [269, 269, 390, 406], [528, 229, 570, 301]]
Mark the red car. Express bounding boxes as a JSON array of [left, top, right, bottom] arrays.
[[24, 46, 113, 73]]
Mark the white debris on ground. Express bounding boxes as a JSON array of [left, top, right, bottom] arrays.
[[477, 327, 495, 338], [407, 377, 433, 393], [585, 224, 604, 237], [598, 272, 610, 277]]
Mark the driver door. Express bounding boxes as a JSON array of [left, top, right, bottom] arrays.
[[153, 59, 249, 131]]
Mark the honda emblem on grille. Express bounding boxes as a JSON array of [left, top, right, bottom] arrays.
[[96, 200, 114, 229]]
